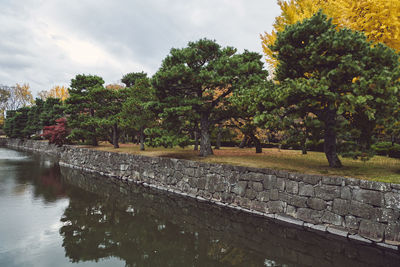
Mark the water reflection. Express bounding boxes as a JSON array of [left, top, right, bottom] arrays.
[[1, 147, 400, 267], [60, 167, 400, 267]]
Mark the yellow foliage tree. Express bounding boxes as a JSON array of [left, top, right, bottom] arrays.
[[39, 85, 70, 101], [261, 0, 400, 69]]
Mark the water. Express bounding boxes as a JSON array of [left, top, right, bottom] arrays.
[[0, 147, 399, 267]]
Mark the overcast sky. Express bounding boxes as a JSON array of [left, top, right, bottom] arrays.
[[0, 0, 280, 96]]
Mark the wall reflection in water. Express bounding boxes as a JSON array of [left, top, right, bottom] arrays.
[[59, 166, 400, 267]]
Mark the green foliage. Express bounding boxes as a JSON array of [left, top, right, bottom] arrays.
[[65, 74, 105, 145], [121, 72, 147, 88], [371, 141, 393, 156], [262, 11, 400, 167]]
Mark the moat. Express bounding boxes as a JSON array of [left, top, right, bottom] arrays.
[[0, 147, 399, 266]]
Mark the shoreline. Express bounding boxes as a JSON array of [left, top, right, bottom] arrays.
[[1, 137, 399, 251]]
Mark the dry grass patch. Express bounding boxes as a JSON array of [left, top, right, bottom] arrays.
[[80, 142, 400, 183]]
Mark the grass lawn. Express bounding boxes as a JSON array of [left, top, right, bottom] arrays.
[[80, 142, 400, 184]]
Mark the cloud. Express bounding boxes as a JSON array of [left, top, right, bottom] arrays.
[[0, 0, 280, 96]]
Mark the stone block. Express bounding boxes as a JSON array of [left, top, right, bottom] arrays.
[[285, 180, 299, 194], [302, 174, 321, 185], [298, 183, 314, 197], [359, 180, 391, 192], [263, 175, 277, 189], [321, 211, 343, 226], [306, 198, 327, 211], [391, 183, 400, 190], [349, 201, 376, 219], [250, 201, 268, 213], [385, 222, 400, 246], [332, 199, 349, 216], [276, 178, 285, 191], [245, 189, 257, 200], [340, 187, 352, 200], [248, 172, 265, 182], [295, 208, 323, 224], [257, 191, 270, 202], [345, 215, 359, 230], [252, 182, 263, 192], [231, 181, 247, 196], [197, 178, 207, 190], [269, 189, 279, 201], [267, 201, 286, 213], [385, 192, 400, 209], [352, 189, 384, 207], [280, 192, 308, 208], [322, 176, 344, 185], [314, 184, 340, 200], [359, 220, 386, 242], [377, 208, 400, 223], [285, 205, 297, 217]]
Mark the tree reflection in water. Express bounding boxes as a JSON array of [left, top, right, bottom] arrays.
[[59, 166, 400, 267]]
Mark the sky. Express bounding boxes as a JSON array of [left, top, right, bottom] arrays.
[[0, 0, 281, 96]]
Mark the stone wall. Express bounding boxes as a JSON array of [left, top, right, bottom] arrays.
[[3, 138, 400, 250]]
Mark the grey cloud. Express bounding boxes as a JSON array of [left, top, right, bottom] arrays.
[[0, 0, 280, 95]]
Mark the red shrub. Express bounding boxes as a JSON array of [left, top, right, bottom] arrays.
[[41, 117, 68, 146]]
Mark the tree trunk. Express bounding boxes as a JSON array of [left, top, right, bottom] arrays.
[[239, 135, 248, 148], [215, 124, 222, 149], [194, 130, 199, 151], [249, 133, 262, 153], [199, 113, 213, 156], [324, 111, 342, 168], [112, 123, 119, 148], [139, 127, 145, 151], [301, 136, 307, 155]]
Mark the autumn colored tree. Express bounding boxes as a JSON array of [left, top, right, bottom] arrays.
[[42, 117, 68, 146], [38, 85, 70, 101], [261, 0, 400, 69], [268, 11, 400, 167]]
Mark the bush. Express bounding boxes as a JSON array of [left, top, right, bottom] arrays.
[[388, 144, 400, 159], [41, 118, 68, 146], [371, 141, 393, 156]]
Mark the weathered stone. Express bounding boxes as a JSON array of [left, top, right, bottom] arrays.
[[248, 172, 265, 182], [359, 220, 386, 242], [353, 189, 384, 207], [256, 191, 270, 202], [298, 183, 314, 197], [385, 192, 400, 209], [340, 187, 352, 200], [183, 167, 195, 177], [332, 199, 349, 216], [263, 175, 277, 189], [302, 174, 321, 185], [314, 184, 340, 200], [385, 222, 400, 246], [252, 182, 263, 192], [327, 227, 348, 238], [270, 189, 279, 200], [197, 178, 207, 190], [276, 178, 285, 191], [344, 178, 360, 186], [307, 198, 327, 211], [321, 211, 343, 226], [280, 192, 308, 208], [295, 208, 323, 224], [377, 208, 400, 223], [231, 181, 247, 196], [391, 183, 400, 190], [359, 180, 391, 192], [285, 180, 299, 194], [285, 205, 297, 217], [288, 173, 302, 181], [245, 189, 257, 200], [322, 176, 344, 185], [250, 200, 268, 212], [275, 214, 304, 226], [345, 215, 359, 230], [349, 201, 376, 219], [267, 201, 286, 213]]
